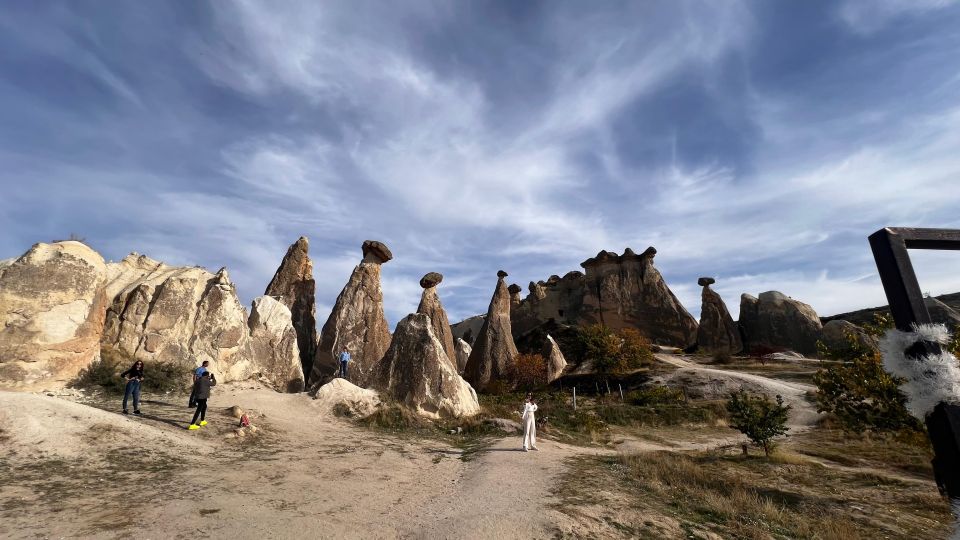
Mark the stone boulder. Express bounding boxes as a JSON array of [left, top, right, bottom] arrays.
[[451, 314, 485, 345], [416, 272, 456, 368], [264, 237, 318, 380], [0, 242, 109, 390], [244, 296, 306, 392], [312, 378, 381, 418], [455, 338, 472, 374], [542, 334, 568, 383], [739, 291, 822, 356], [820, 319, 878, 355], [370, 313, 479, 419], [464, 271, 519, 392], [311, 241, 392, 387], [696, 278, 743, 354]]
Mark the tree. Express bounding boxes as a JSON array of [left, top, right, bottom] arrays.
[[813, 313, 922, 433], [509, 353, 547, 391], [726, 390, 791, 457], [580, 324, 653, 376]]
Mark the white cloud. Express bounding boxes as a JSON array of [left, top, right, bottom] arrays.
[[838, 0, 951, 35]]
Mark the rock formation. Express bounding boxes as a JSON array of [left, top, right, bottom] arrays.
[[451, 314, 485, 345], [464, 270, 519, 392], [455, 338, 472, 374], [1, 243, 307, 393], [820, 319, 878, 354], [508, 284, 522, 308], [0, 242, 109, 390], [739, 291, 822, 356], [312, 378, 381, 418], [311, 240, 393, 387], [509, 247, 698, 348], [416, 272, 456, 367], [370, 313, 479, 419], [542, 335, 568, 383], [695, 277, 743, 354], [245, 296, 306, 392], [264, 237, 317, 380]]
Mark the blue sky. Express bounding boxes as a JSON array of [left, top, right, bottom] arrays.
[[2, 1, 960, 327]]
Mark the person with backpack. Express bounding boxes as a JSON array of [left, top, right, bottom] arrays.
[[120, 360, 145, 415], [188, 360, 210, 408], [188, 371, 216, 430]]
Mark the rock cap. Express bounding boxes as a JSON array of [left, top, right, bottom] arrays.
[[419, 272, 444, 289], [497, 270, 508, 279], [362, 240, 393, 264], [698, 277, 716, 287], [507, 283, 522, 295]]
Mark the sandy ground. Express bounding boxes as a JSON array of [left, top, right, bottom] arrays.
[[0, 384, 599, 540]]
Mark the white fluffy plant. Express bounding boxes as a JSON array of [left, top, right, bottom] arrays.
[[879, 323, 960, 420]]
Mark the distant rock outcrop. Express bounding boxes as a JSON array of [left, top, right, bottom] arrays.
[[416, 272, 456, 368], [264, 237, 317, 381], [0, 242, 109, 390], [370, 313, 479, 419], [1, 243, 305, 393], [464, 271, 519, 392], [542, 335, 568, 383], [451, 314, 485, 345], [820, 319, 877, 354], [245, 296, 306, 392], [509, 247, 698, 348], [311, 240, 393, 387], [695, 277, 743, 355], [454, 338, 472, 374], [739, 291, 822, 356]]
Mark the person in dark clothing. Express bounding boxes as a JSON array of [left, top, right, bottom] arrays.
[[188, 371, 216, 430], [188, 360, 210, 408], [120, 360, 145, 415]]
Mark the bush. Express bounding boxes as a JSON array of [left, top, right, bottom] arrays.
[[627, 385, 684, 406], [813, 313, 922, 434], [711, 351, 733, 365], [72, 347, 192, 394], [508, 353, 547, 391], [726, 390, 790, 457], [580, 325, 654, 375]]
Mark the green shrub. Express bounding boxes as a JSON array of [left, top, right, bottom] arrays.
[[72, 347, 191, 394], [627, 386, 684, 406], [726, 390, 790, 457], [711, 351, 733, 364], [580, 325, 654, 375]]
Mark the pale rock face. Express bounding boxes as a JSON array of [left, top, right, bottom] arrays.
[[416, 274, 456, 368], [370, 313, 479, 419], [311, 242, 393, 387], [454, 338, 472, 374], [696, 279, 743, 355], [451, 314, 485, 345], [245, 296, 305, 392], [312, 378, 381, 418], [0, 242, 108, 390], [543, 335, 568, 383], [464, 273, 519, 392], [739, 291, 823, 356], [264, 237, 317, 381], [821, 319, 877, 354]]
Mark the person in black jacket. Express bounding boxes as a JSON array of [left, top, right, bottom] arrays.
[[188, 371, 216, 430], [120, 360, 145, 415]]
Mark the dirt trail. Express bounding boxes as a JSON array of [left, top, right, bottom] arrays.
[[654, 353, 820, 429]]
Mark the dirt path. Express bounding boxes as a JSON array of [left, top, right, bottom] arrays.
[[654, 353, 820, 429]]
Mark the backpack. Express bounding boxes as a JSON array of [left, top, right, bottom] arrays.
[[239, 413, 250, 427]]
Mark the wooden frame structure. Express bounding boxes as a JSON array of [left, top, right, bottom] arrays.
[[869, 227, 960, 499]]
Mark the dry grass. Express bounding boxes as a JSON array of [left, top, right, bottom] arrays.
[[554, 439, 952, 539]]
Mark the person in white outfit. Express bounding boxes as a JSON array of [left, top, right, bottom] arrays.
[[521, 393, 539, 451]]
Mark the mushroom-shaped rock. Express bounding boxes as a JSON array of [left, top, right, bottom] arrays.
[[311, 244, 393, 387], [361, 240, 393, 264], [419, 272, 443, 289], [497, 270, 508, 278], [245, 296, 306, 392], [416, 273, 456, 365], [696, 280, 742, 355], [455, 338, 472, 374], [542, 335, 569, 383], [370, 313, 480, 419], [264, 237, 318, 378], [464, 273, 519, 391]]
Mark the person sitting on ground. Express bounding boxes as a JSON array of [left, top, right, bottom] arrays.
[[188, 360, 210, 408], [188, 371, 216, 430], [120, 360, 145, 415], [520, 393, 539, 452]]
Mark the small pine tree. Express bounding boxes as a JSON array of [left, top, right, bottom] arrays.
[[726, 390, 791, 457]]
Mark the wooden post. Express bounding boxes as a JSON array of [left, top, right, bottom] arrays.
[[573, 387, 577, 411], [595, 381, 599, 394], [619, 383, 624, 402], [605, 379, 611, 395]]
